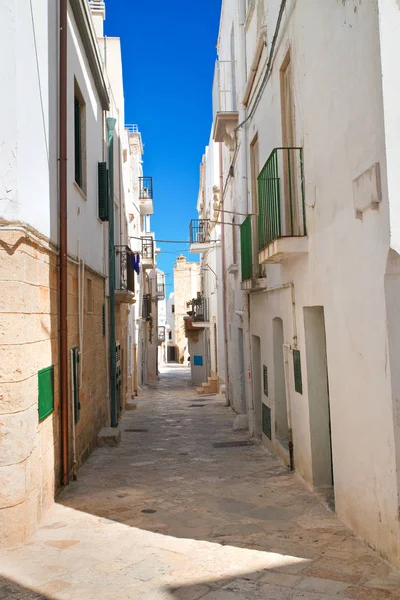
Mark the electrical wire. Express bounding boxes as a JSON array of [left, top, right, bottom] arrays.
[[29, 0, 49, 164]]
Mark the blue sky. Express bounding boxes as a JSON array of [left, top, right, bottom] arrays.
[[104, 0, 222, 294]]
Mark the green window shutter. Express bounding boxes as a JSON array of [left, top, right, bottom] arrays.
[[74, 96, 82, 187], [293, 349, 303, 394], [38, 366, 54, 422], [263, 365, 268, 396], [98, 162, 109, 221], [262, 403, 272, 440]]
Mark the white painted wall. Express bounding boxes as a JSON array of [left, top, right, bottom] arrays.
[[212, 0, 400, 566], [0, 0, 58, 241], [67, 7, 107, 274]]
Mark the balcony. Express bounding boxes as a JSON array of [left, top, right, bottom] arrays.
[[139, 177, 154, 215], [142, 294, 151, 321], [141, 236, 155, 269], [157, 326, 166, 344], [212, 60, 239, 151], [189, 219, 212, 254], [156, 280, 165, 300], [187, 295, 209, 328], [258, 147, 307, 264], [114, 246, 135, 304], [240, 216, 267, 292]]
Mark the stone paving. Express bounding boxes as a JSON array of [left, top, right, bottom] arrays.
[[1, 365, 400, 599]]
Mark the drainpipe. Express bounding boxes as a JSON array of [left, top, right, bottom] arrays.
[[238, 0, 253, 424], [107, 117, 118, 427], [219, 143, 230, 407], [59, 0, 69, 487]]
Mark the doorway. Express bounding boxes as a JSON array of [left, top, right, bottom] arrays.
[[273, 318, 289, 443], [251, 335, 262, 436], [303, 306, 334, 506], [214, 323, 218, 375], [238, 328, 247, 413]]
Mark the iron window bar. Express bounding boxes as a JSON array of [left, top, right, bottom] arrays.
[[139, 177, 153, 200], [141, 236, 154, 260], [189, 219, 210, 245], [258, 147, 306, 250]]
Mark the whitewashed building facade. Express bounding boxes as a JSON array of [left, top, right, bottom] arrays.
[[195, 0, 400, 567]]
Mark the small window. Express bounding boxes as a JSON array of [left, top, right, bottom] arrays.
[[74, 82, 86, 192], [87, 278, 94, 314], [168, 331, 172, 340], [172, 304, 175, 313]]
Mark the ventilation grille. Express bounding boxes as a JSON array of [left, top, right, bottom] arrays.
[[263, 365, 268, 396], [98, 162, 109, 221], [293, 349, 303, 394]]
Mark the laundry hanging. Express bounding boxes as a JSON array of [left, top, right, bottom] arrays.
[[131, 252, 141, 275]]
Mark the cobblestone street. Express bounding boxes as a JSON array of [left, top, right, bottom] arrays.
[[1, 365, 400, 599]]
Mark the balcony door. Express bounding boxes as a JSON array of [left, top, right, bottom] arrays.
[[250, 134, 261, 276], [280, 51, 300, 237]]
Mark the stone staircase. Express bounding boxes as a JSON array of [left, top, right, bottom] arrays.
[[196, 375, 219, 396]]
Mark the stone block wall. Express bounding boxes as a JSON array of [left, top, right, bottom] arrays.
[[0, 230, 60, 546], [67, 262, 108, 470]]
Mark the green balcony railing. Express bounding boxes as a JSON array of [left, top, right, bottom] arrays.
[[258, 147, 306, 250], [240, 216, 253, 281]]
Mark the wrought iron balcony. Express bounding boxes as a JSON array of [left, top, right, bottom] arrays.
[[156, 281, 165, 300], [141, 236, 155, 268], [138, 177, 154, 215], [212, 60, 239, 150], [188, 295, 209, 324], [258, 147, 307, 264], [157, 326, 166, 344], [189, 219, 212, 254], [142, 294, 151, 321], [115, 246, 135, 303]]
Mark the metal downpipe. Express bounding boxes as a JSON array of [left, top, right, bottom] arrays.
[[59, 0, 69, 487], [107, 117, 118, 427]]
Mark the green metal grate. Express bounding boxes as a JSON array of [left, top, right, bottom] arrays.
[[38, 365, 54, 422], [240, 216, 253, 281], [258, 147, 306, 250], [293, 349, 303, 394], [262, 403, 272, 440], [263, 365, 268, 397]]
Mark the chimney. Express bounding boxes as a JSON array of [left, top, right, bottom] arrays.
[[88, 0, 106, 38]]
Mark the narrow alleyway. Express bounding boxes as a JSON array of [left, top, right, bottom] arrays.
[[1, 366, 400, 600]]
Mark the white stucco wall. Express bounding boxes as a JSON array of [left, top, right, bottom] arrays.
[[214, 0, 400, 565], [67, 7, 106, 274], [0, 0, 58, 241]]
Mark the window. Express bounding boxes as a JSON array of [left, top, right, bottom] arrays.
[[87, 278, 94, 314], [172, 305, 175, 313], [168, 331, 172, 341], [74, 82, 86, 192]]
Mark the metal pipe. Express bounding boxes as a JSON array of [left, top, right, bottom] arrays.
[[219, 143, 230, 407], [59, 0, 69, 487], [70, 348, 77, 480], [107, 117, 118, 427], [251, 281, 298, 348]]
